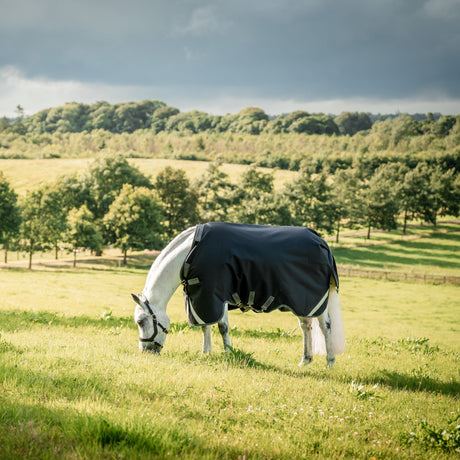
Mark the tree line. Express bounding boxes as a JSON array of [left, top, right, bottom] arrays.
[[1, 100, 457, 139], [1, 153, 458, 268], [1, 111, 458, 178]]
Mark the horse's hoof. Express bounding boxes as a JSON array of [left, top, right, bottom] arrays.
[[299, 357, 312, 367], [326, 358, 335, 368]]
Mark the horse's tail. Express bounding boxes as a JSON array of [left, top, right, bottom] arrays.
[[311, 285, 345, 355]]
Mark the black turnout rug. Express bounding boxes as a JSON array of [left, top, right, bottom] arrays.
[[180, 222, 339, 326]]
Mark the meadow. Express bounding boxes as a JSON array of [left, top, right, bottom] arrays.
[[1, 224, 459, 459], [0, 158, 296, 196]]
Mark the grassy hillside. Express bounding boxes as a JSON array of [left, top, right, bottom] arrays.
[[0, 157, 296, 195]]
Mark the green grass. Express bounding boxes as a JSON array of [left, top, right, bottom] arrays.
[[1, 226, 459, 458], [331, 222, 460, 277], [0, 262, 460, 459]]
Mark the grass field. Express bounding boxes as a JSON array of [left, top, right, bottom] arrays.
[[0, 158, 296, 195], [329, 222, 460, 277], [1, 225, 459, 459]]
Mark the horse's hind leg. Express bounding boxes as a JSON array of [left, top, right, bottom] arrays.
[[298, 316, 313, 366], [218, 303, 231, 352], [318, 310, 335, 367], [201, 325, 212, 354]]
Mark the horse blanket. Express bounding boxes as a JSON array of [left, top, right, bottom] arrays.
[[180, 222, 339, 326]]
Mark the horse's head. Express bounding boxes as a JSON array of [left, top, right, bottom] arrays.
[[132, 293, 170, 353]]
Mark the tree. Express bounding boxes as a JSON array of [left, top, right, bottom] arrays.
[[0, 172, 21, 263], [56, 102, 89, 133], [40, 185, 69, 259], [19, 186, 69, 268], [150, 106, 180, 133], [0, 116, 10, 132], [66, 206, 103, 267], [288, 115, 339, 135], [12, 104, 26, 134], [86, 101, 115, 131], [355, 165, 401, 238], [420, 166, 460, 227], [195, 163, 236, 222], [104, 185, 164, 265], [55, 173, 94, 213], [283, 167, 336, 234], [432, 115, 456, 137], [229, 107, 269, 134], [232, 165, 291, 225], [20, 190, 46, 269], [155, 167, 199, 238], [79, 153, 153, 220], [334, 112, 372, 135], [400, 164, 427, 233], [330, 168, 360, 242]]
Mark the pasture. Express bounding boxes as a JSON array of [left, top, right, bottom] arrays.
[[0, 158, 296, 196], [1, 224, 459, 459]]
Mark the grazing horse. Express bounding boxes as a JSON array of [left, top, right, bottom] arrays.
[[133, 222, 345, 367]]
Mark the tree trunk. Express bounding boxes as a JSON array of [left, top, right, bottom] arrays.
[[335, 219, 340, 243], [28, 250, 33, 270], [73, 250, 77, 268], [123, 249, 127, 266], [367, 223, 371, 239], [403, 210, 408, 234]]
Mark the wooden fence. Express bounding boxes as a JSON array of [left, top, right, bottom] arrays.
[[339, 266, 460, 285]]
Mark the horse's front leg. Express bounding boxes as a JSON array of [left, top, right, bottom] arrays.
[[298, 316, 313, 366], [218, 303, 231, 352], [318, 310, 335, 367], [201, 325, 212, 354]]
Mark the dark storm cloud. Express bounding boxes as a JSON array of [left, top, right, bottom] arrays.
[[1, 0, 459, 111]]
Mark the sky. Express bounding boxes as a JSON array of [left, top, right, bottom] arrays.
[[1, 0, 460, 118]]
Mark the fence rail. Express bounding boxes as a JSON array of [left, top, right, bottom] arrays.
[[339, 266, 460, 285]]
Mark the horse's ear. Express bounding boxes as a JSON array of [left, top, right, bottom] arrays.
[[131, 293, 141, 306]]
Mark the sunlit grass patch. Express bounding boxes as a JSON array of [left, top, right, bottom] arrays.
[[333, 223, 460, 276]]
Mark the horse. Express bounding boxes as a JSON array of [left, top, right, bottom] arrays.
[[132, 222, 345, 367]]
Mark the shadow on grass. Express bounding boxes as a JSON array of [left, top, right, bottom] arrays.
[[366, 370, 460, 397], [0, 398, 204, 459], [198, 346, 273, 371], [0, 310, 137, 332], [0, 365, 252, 459], [334, 223, 460, 272]]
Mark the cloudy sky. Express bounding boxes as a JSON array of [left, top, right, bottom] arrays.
[[1, 0, 460, 117]]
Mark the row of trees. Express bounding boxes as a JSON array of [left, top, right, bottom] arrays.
[[1, 154, 459, 268], [2, 100, 457, 138]]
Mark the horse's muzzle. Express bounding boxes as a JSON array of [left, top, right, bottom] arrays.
[[139, 341, 161, 354]]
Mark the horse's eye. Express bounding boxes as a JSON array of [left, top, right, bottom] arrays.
[[137, 317, 146, 326]]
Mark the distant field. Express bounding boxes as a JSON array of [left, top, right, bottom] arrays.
[[330, 222, 460, 277], [0, 158, 296, 195]]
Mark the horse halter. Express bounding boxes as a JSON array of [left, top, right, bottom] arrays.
[[135, 294, 168, 352]]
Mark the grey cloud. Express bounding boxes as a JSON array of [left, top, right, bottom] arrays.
[[1, 0, 459, 107]]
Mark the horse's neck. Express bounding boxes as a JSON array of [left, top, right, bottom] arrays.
[[142, 226, 195, 313]]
